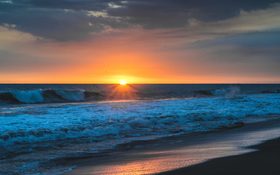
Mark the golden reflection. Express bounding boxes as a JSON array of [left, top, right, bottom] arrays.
[[98, 159, 165, 175], [86, 153, 198, 175]]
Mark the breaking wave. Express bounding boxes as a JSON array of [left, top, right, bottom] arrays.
[[0, 86, 279, 105], [0, 89, 102, 104], [54, 89, 85, 101], [11, 90, 44, 103]]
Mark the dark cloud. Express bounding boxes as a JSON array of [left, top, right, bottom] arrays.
[[0, 9, 92, 41], [108, 0, 280, 28], [0, 0, 279, 40], [0, 0, 128, 40], [14, 0, 115, 11], [187, 31, 280, 76]]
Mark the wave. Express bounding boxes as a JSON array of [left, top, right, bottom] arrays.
[[212, 86, 241, 98], [11, 90, 44, 103], [0, 88, 215, 105], [1, 93, 280, 147], [54, 89, 85, 101], [0, 86, 279, 105], [0, 89, 103, 104]]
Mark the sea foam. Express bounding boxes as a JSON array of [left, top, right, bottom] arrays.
[[1, 93, 280, 149]]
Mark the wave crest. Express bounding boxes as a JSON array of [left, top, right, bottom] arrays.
[[0, 89, 100, 104], [55, 90, 85, 102], [11, 90, 44, 104]]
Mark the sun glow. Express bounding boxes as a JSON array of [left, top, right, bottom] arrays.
[[119, 79, 128, 86]]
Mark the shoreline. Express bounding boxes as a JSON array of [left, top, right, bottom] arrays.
[[67, 119, 280, 175]]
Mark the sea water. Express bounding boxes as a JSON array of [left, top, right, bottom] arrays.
[[0, 84, 280, 174]]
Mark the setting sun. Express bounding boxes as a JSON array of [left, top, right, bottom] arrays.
[[119, 79, 128, 86]]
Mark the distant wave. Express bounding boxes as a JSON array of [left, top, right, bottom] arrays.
[[212, 86, 241, 98], [0, 89, 213, 104], [11, 89, 44, 103], [0, 86, 279, 105], [0, 89, 103, 104]]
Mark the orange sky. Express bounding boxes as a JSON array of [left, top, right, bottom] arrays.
[[1, 27, 280, 84]]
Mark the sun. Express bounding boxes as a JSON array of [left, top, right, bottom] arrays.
[[119, 79, 128, 86]]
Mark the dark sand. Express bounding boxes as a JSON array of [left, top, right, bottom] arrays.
[[159, 138, 280, 175], [67, 119, 280, 175]]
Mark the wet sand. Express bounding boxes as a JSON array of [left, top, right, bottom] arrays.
[[67, 119, 280, 175], [159, 138, 280, 175]]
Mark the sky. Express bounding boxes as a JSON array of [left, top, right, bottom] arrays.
[[0, 0, 280, 83]]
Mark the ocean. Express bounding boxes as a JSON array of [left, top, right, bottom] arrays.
[[0, 84, 280, 174]]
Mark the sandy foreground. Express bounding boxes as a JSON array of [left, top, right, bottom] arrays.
[[67, 119, 280, 175]]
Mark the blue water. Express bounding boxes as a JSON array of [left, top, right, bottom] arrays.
[[0, 84, 280, 174], [0, 84, 280, 104]]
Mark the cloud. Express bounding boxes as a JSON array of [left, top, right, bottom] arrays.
[[0, 1, 129, 40], [196, 3, 280, 35], [87, 11, 109, 18], [148, 3, 280, 48], [108, 2, 124, 9], [0, 0, 13, 4], [0, 0, 279, 40], [0, 26, 37, 48], [107, 0, 279, 28]]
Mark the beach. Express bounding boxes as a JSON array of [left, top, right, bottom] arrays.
[[67, 119, 280, 175]]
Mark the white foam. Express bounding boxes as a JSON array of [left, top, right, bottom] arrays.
[[212, 86, 240, 98], [1, 93, 280, 148]]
